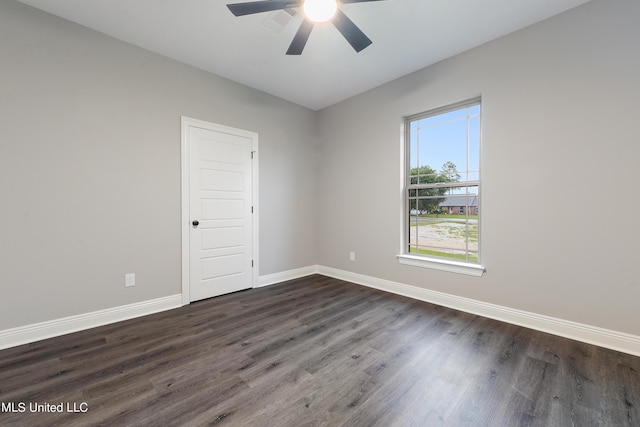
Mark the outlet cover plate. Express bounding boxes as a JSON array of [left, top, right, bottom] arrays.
[[125, 273, 136, 287]]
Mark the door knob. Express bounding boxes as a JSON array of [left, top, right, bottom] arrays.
[[192, 220, 199, 227]]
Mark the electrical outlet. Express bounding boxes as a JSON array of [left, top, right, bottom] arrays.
[[125, 273, 136, 287], [349, 251, 356, 261]]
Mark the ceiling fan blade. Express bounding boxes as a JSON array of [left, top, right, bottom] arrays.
[[331, 9, 372, 52], [227, 0, 297, 17], [286, 19, 314, 55]]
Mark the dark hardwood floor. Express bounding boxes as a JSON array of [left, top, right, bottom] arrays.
[[1, 275, 639, 426]]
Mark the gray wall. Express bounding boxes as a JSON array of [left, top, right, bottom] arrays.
[[0, 1, 317, 330], [317, 0, 640, 336], [2, 0, 639, 340]]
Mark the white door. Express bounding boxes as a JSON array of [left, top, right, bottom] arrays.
[[184, 119, 256, 302]]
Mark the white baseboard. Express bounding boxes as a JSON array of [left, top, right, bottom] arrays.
[[317, 266, 640, 357], [0, 294, 182, 351], [4, 266, 639, 357], [257, 265, 319, 288], [0, 264, 321, 350]]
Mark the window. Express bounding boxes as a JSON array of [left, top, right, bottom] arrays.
[[398, 98, 484, 276]]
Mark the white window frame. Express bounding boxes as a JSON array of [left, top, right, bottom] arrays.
[[397, 98, 485, 277]]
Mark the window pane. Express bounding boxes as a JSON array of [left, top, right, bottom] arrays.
[[418, 121, 467, 177], [405, 99, 481, 264], [421, 108, 467, 127], [410, 128, 419, 171], [407, 196, 478, 262], [468, 115, 480, 172]]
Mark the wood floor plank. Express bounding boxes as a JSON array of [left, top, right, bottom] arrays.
[[1, 275, 639, 426]]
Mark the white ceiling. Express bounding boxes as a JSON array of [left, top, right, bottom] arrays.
[[17, 0, 591, 110]]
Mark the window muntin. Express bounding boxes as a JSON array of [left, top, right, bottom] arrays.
[[404, 99, 481, 264]]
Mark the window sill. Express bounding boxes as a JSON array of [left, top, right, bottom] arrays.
[[397, 254, 485, 277]]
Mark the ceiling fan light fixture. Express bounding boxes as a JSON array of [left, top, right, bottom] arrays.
[[303, 0, 337, 23], [226, 0, 380, 54]]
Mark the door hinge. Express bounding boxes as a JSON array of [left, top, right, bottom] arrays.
[[251, 206, 254, 214], [252, 260, 254, 267], [251, 151, 255, 159]]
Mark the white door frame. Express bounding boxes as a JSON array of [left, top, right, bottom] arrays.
[[181, 116, 259, 305]]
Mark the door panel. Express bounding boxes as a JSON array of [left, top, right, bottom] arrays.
[[188, 125, 254, 302], [202, 199, 244, 219], [202, 227, 244, 249], [202, 254, 244, 278], [201, 169, 244, 192]]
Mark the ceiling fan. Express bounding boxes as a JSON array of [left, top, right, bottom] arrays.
[[226, 0, 386, 55]]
